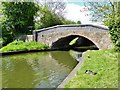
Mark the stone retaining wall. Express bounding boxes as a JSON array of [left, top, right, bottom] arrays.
[[17, 35, 33, 42]]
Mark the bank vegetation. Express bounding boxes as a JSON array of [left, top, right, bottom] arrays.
[[65, 49, 118, 88]]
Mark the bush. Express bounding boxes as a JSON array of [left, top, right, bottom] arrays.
[[114, 46, 120, 52], [108, 17, 120, 52], [0, 40, 49, 52], [0, 38, 3, 48]]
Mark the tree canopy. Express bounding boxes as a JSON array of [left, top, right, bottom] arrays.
[[35, 6, 63, 29], [36, 0, 66, 17], [2, 2, 39, 45], [2, 2, 39, 34]]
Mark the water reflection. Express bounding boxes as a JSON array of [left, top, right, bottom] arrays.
[[69, 50, 82, 61], [50, 51, 78, 69], [2, 51, 79, 88]]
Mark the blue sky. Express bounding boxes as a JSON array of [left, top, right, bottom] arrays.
[[66, 1, 85, 6]]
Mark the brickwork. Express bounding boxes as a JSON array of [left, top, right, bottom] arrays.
[[33, 24, 114, 49]]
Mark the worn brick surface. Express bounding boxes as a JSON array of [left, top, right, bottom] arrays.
[[33, 24, 114, 49]]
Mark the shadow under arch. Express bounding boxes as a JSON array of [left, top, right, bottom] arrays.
[[51, 35, 99, 51]]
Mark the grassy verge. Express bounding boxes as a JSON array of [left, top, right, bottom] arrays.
[[0, 40, 49, 52], [65, 49, 118, 88]]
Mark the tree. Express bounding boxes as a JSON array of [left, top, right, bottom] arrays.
[[77, 21, 81, 24], [35, 0, 67, 29], [36, 0, 66, 17], [35, 6, 63, 29], [86, 1, 119, 25], [87, 2, 111, 22], [62, 19, 81, 25], [108, 2, 120, 51], [2, 2, 39, 34], [86, 1, 120, 51], [2, 2, 39, 45]]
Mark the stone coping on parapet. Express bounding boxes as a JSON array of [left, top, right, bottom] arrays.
[[33, 24, 108, 33]]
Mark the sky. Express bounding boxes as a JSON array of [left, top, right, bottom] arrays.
[[65, 2, 91, 24], [64, 1, 103, 24], [64, 1, 92, 24]]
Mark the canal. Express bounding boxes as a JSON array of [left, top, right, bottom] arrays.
[[2, 50, 82, 88]]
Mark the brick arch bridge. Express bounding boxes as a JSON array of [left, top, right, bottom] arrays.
[[33, 24, 114, 49]]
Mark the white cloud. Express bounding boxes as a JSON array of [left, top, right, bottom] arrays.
[[64, 3, 92, 24]]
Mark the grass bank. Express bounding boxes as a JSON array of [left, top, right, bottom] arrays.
[[0, 40, 49, 52], [65, 49, 118, 88]]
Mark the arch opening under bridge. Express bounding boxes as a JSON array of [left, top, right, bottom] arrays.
[[51, 35, 99, 51]]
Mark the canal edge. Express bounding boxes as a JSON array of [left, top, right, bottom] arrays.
[[57, 52, 85, 89]]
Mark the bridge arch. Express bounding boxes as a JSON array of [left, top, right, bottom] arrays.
[[33, 24, 114, 49], [51, 35, 99, 50]]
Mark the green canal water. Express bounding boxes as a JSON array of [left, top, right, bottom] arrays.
[[2, 50, 81, 88]]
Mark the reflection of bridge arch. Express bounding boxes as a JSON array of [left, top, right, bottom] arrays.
[[33, 24, 114, 49], [50, 51, 78, 69]]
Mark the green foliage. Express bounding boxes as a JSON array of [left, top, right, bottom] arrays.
[[0, 2, 4, 23], [62, 20, 75, 25], [35, 6, 81, 29], [0, 38, 3, 48], [42, 0, 66, 18], [2, 23, 14, 46], [69, 37, 78, 45], [108, 18, 120, 52], [0, 40, 49, 52], [62, 19, 81, 25], [88, 2, 113, 22], [2, 2, 39, 34], [76, 21, 81, 24], [105, 2, 120, 52], [35, 6, 63, 29], [87, 2, 120, 52], [1, 2, 39, 45], [65, 49, 118, 88], [114, 46, 120, 52]]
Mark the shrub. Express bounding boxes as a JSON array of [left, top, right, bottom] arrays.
[[108, 17, 120, 52]]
